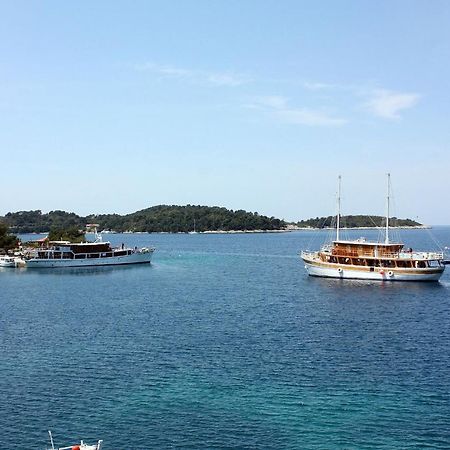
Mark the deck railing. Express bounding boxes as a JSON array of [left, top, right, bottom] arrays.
[[301, 250, 444, 261]]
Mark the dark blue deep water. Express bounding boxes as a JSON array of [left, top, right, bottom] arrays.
[[1, 229, 450, 449]]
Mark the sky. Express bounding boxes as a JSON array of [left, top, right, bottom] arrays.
[[1, 0, 450, 224]]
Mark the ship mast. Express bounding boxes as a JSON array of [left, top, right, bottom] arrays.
[[385, 173, 390, 244], [336, 175, 341, 241]]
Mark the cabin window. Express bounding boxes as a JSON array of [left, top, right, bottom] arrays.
[[397, 261, 412, 268], [352, 258, 365, 266], [381, 260, 395, 268]]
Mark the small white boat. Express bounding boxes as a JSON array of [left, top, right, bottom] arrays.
[[46, 431, 103, 450], [0, 256, 17, 267]]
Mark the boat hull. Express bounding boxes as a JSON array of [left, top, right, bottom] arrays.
[[0, 261, 16, 268], [302, 258, 444, 282], [26, 251, 153, 268]]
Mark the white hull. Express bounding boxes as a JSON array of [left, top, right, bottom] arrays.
[[26, 251, 153, 268], [303, 260, 444, 282], [0, 256, 24, 268], [0, 261, 16, 268]]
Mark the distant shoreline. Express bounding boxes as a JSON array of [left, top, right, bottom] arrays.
[[289, 225, 431, 231], [20, 225, 431, 236], [5, 208, 425, 235]]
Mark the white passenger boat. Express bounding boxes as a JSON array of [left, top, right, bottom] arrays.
[[0, 256, 17, 267], [47, 430, 103, 450], [301, 175, 445, 282], [26, 228, 154, 268]]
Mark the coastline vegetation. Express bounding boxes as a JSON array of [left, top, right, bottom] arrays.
[[0, 222, 18, 252], [3, 206, 286, 233], [1, 209, 423, 235], [296, 215, 421, 228], [48, 227, 85, 243]]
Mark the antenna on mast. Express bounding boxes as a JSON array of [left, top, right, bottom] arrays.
[[336, 175, 341, 241], [385, 173, 390, 244]]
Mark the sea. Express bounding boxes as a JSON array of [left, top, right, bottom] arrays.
[[1, 228, 450, 449]]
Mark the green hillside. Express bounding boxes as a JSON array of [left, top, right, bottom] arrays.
[[297, 215, 421, 228], [2, 209, 423, 234], [3, 205, 286, 233]]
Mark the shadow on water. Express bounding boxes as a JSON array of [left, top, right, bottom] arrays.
[[19, 264, 154, 276], [306, 274, 447, 294]]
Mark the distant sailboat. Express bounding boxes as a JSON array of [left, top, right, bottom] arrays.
[[189, 218, 198, 234]]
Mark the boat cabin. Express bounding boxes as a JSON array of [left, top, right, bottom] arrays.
[[330, 240, 403, 258], [34, 241, 134, 260]]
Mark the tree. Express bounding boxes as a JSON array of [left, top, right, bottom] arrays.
[[48, 226, 85, 243], [0, 222, 18, 252]]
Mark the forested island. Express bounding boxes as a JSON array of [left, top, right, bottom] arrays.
[[2, 206, 286, 234], [296, 215, 422, 229], [1, 208, 424, 235]]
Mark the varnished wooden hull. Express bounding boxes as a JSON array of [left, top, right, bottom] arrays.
[[302, 256, 444, 282]]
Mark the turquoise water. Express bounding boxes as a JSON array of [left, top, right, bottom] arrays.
[[1, 229, 450, 449]]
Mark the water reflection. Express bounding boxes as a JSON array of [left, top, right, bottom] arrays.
[[21, 264, 153, 276], [307, 274, 446, 293]]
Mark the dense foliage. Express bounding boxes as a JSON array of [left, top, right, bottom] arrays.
[[3, 210, 83, 233], [2, 209, 423, 234], [3, 206, 286, 233], [89, 205, 286, 233], [48, 227, 85, 243], [296, 215, 421, 228], [0, 222, 18, 252]]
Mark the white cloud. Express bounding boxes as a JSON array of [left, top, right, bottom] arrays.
[[302, 81, 338, 90], [156, 65, 192, 77], [206, 73, 245, 87], [134, 62, 249, 87], [255, 95, 288, 109], [365, 89, 420, 119], [253, 95, 347, 127], [277, 108, 347, 126]]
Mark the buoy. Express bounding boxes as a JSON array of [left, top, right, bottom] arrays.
[[72, 446, 81, 450], [337, 268, 343, 273], [379, 270, 384, 275], [388, 271, 394, 277]]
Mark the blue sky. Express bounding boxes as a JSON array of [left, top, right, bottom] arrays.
[[1, 1, 450, 223]]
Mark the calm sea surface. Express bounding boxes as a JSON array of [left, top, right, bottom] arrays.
[[1, 228, 450, 449]]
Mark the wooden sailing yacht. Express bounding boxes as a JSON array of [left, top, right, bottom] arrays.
[[301, 174, 445, 281]]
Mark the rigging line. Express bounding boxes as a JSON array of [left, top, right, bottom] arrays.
[[329, 214, 337, 243], [393, 188, 402, 243], [304, 214, 332, 251], [367, 214, 379, 227], [424, 225, 444, 252], [366, 214, 384, 243], [387, 175, 401, 244]]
